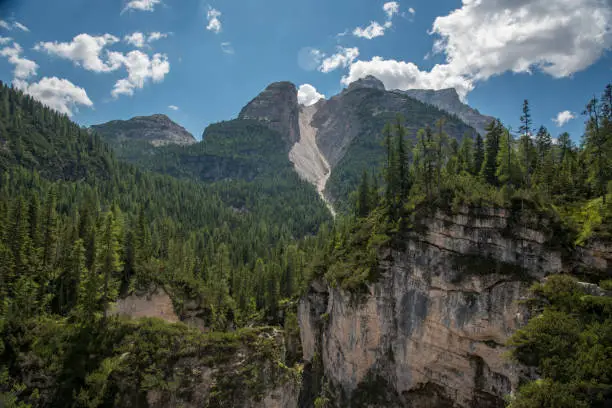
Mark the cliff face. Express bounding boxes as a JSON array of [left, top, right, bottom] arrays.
[[238, 82, 300, 146], [298, 207, 608, 407]]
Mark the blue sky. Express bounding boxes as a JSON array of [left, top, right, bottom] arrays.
[[0, 0, 610, 141]]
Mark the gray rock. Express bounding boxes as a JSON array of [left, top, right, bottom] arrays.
[[91, 114, 196, 147], [400, 88, 496, 137]]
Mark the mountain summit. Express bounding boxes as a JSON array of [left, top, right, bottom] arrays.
[[400, 88, 495, 136], [91, 114, 196, 147]]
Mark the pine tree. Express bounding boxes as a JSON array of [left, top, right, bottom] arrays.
[[458, 133, 474, 174], [582, 96, 610, 202], [481, 120, 502, 185], [519, 99, 532, 137], [496, 129, 522, 186], [535, 126, 552, 164], [356, 170, 371, 218], [41, 187, 58, 270], [97, 212, 122, 318], [473, 133, 485, 176]]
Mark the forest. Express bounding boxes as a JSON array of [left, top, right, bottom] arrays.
[[0, 78, 610, 407]]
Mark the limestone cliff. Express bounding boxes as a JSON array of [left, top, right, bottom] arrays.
[[298, 206, 610, 407], [239, 81, 301, 146]]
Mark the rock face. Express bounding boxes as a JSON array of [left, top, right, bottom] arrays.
[[239, 81, 300, 145], [400, 88, 495, 137], [91, 114, 196, 147], [112, 286, 179, 323], [298, 206, 608, 407], [289, 103, 336, 216]]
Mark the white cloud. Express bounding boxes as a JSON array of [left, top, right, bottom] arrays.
[[110, 51, 170, 97], [124, 32, 146, 48], [0, 42, 38, 79], [122, 0, 161, 13], [147, 32, 168, 42], [13, 22, 29, 32], [168, 105, 179, 111], [408, 7, 415, 16], [221, 42, 235, 54], [0, 37, 12, 45], [124, 32, 167, 48], [297, 84, 325, 106], [14, 77, 93, 117], [353, 21, 386, 39], [0, 20, 29, 31], [319, 47, 359, 73], [353, 2, 402, 40], [553, 110, 576, 127], [35, 34, 121, 73], [383, 2, 400, 19], [341, 0, 612, 100], [206, 7, 222, 34], [430, 0, 612, 81], [298, 47, 325, 71], [342, 57, 474, 100]]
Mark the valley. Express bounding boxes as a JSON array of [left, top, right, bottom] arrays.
[[0, 77, 610, 408]]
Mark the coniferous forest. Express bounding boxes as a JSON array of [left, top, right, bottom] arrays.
[[0, 78, 611, 407]]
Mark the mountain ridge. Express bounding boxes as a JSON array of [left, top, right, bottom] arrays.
[[91, 113, 197, 147]]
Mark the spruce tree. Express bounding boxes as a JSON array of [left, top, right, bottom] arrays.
[[473, 133, 485, 176], [481, 120, 502, 186]]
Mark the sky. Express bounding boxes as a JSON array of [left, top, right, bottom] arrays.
[[0, 0, 610, 141]]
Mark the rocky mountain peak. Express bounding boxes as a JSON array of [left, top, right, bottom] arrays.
[[347, 75, 386, 92], [238, 81, 300, 145], [91, 114, 196, 147], [400, 88, 495, 136]]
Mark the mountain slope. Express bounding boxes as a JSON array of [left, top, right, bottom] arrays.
[[311, 76, 477, 210]]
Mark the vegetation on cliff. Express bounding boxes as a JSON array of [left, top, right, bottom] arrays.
[[507, 275, 612, 408], [308, 83, 611, 293]]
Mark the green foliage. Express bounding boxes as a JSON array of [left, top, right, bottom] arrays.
[[507, 275, 612, 407]]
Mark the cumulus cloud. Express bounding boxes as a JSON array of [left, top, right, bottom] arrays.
[[297, 84, 325, 106], [221, 42, 235, 54], [0, 20, 29, 31], [168, 105, 179, 111], [35, 34, 121, 72], [124, 32, 168, 48], [553, 110, 576, 127], [0, 42, 38, 79], [342, 57, 474, 99], [206, 7, 222, 33], [383, 2, 400, 19], [342, 0, 612, 100], [319, 47, 359, 73], [430, 0, 612, 81], [408, 7, 415, 15], [109, 51, 170, 97], [0, 37, 11, 45], [14, 77, 93, 117], [353, 22, 386, 39], [122, 0, 161, 13]]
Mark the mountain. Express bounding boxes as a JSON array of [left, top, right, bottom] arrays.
[[93, 77, 479, 214], [91, 113, 197, 147], [400, 88, 496, 137]]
